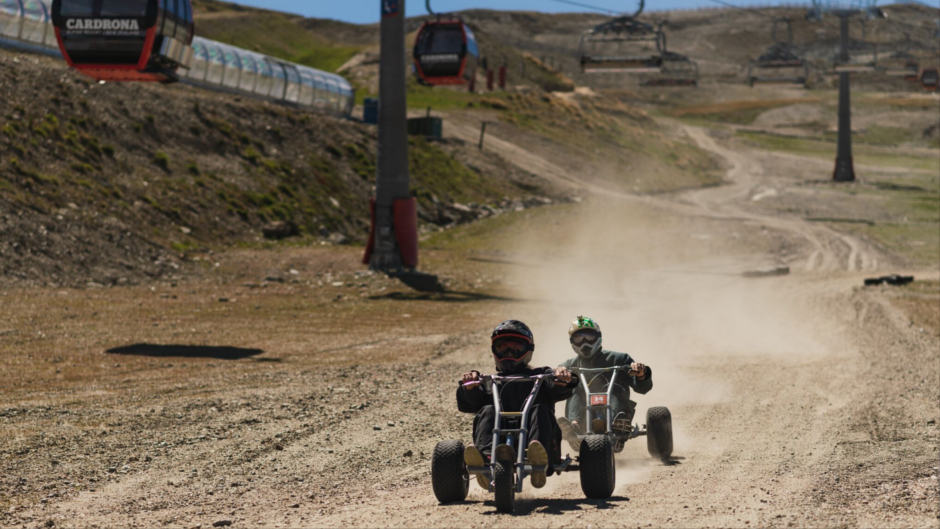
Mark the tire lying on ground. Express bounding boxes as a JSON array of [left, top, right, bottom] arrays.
[[864, 274, 914, 286], [579, 434, 615, 499], [646, 406, 673, 460], [431, 440, 469, 503]]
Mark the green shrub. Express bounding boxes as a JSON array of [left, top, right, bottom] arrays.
[[240, 147, 261, 165], [153, 151, 171, 171]]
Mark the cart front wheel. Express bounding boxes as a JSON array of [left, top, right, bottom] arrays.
[[579, 434, 615, 499], [431, 440, 469, 503]]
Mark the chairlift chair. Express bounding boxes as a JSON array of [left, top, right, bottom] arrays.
[[579, 16, 664, 73], [880, 52, 919, 79], [833, 49, 878, 73], [831, 18, 878, 73], [878, 34, 919, 79], [920, 67, 938, 91], [901, 60, 920, 82], [577, 0, 665, 74], [640, 51, 698, 87], [747, 43, 808, 86], [747, 18, 808, 87]]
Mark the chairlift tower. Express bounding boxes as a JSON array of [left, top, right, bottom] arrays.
[[809, 0, 885, 182], [366, 0, 417, 272]]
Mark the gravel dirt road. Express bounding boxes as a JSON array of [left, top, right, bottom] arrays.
[[1, 121, 937, 528]]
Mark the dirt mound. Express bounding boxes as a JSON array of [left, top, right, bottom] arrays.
[[0, 49, 562, 288]]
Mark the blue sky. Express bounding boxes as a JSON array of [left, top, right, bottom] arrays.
[[224, 0, 806, 24]]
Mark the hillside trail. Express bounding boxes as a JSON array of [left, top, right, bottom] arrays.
[[445, 110, 883, 274], [10, 109, 936, 529], [285, 115, 935, 526]]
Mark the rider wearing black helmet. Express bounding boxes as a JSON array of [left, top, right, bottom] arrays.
[[558, 315, 652, 448], [457, 320, 577, 489]]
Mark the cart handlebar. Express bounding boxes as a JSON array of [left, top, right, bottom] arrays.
[[460, 373, 556, 388]]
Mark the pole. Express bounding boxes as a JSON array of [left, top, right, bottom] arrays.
[[370, 0, 411, 270], [833, 12, 855, 182]]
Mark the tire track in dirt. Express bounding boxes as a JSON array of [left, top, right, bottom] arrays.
[[446, 113, 883, 274], [677, 125, 882, 273]]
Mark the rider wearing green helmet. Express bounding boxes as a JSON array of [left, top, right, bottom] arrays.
[[558, 315, 653, 449]]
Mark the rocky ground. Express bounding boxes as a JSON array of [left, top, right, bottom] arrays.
[[1, 95, 937, 527], [1, 4, 938, 524]]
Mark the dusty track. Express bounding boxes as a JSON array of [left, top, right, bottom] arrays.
[[1, 117, 937, 528]]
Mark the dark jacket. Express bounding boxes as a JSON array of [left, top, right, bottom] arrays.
[[457, 365, 577, 414], [560, 350, 652, 422], [559, 349, 652, 394]]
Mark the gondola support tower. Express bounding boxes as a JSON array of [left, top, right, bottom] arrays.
[[366, 0, 418, 272], [810, 0, 885, 182]]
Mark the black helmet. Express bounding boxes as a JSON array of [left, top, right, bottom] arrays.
[[491, 320, 534, 373]]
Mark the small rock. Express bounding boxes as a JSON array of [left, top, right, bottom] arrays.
[[327, 232, 348, 245], [387, 421, 395, 427], [212, 521, 232, 528], [373, 425, 382, 431], [403, 450, 413, 457], [218, 298, 230, 303], [44, 520, 54, 528], [290, 503, 300, 508], [274, 443, 284, 451]]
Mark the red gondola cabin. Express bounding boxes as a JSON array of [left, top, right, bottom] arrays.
[[51, 0, 194, 82], [413, 19, 478, 86]]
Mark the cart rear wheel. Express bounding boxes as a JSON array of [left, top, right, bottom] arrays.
[[579, 434, 615, 499], [431, 440, 469, 503], [646, 406, 673, 460]]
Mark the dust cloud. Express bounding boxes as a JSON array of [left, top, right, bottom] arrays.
[[504, 196, 836, 457]]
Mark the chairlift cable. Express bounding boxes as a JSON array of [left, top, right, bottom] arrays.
[[545, 0, 626, 16], [877, 14, 938, 39], [702, 0, 780, 21]]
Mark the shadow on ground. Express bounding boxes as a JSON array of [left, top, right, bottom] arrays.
[[476, 494, 631, 516], [367, 290, 522, 303], [662, 455, 685, 466], [106, 343, 265, 360], [371, 270, 530, 302]]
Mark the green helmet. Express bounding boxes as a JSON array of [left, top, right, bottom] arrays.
[[569, 315, 602, 359]]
